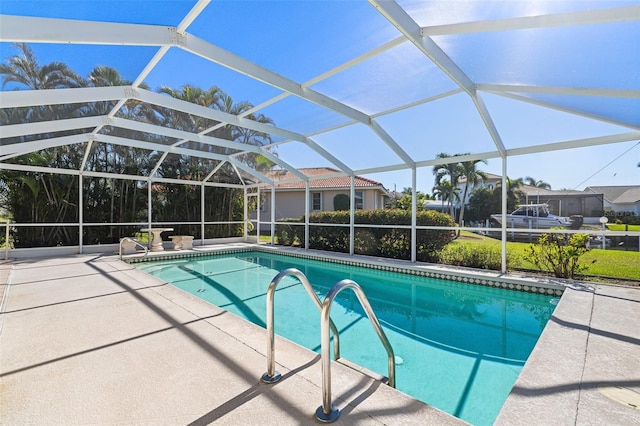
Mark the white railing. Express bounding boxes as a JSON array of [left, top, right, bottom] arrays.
[[118, 237, 149, 260]]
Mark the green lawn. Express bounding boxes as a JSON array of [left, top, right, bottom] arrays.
[[133, 232, 150, 244], [607, 224, 640, 232], [456, 231, 640, 281]]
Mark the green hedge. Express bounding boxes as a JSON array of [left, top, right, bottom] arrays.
[[438, 243, 522, 271], [275, 209, 455, 261], [273, 217, 304, 246]]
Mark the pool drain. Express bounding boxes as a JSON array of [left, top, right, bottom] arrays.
[[598, 385, 640, 410]]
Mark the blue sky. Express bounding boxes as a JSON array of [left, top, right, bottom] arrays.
[[1, 0, 638, 192]]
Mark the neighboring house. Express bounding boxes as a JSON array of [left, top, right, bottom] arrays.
[[520, 187, 603, 217], [458, 173, 604, 217], [584, 186, 640, 216], [251, 168, 389, 229], [422, 199, 449, 212], [457, 172, 502, 204]]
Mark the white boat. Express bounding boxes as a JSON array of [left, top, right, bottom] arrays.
[[491, 204, 576, 229]]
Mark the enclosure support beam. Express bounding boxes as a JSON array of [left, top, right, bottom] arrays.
[[411, 168, 417, 263], [243, 188, 248, 242], [305, 183, 310, 250], [256, 188, 261, 245], [501, 158, 508, 274], [271, 185, 276, 245], [350, 176, 355, 256], [79, 174, 83, 254], [201, 184, 206, 245], [147, 178, 152, 230]]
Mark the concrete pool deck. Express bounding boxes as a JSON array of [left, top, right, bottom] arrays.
[[1, 250, 639, 425]]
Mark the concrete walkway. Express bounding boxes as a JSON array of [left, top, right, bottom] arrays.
[[1, 253, 639, 425], [496, 281, 640, 425]]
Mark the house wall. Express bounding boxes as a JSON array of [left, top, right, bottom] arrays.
[[606, 202, 640, 215], [249, 188, 384, 230]]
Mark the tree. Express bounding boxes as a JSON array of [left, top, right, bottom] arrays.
[[432, 153, 463, 219], [465, 177, 525, 223], [458, 156, 487, 226], [465, 186, 496, 223], [432, 179, 460, 216], [524, 176, 551, 189], [394, 188, 430, 211], [0, 43, 85, 246], [498, 177, 526, 212], [0, 44, 278, 245], [156, 85, 278, 235], [0, 43, 83, 91]]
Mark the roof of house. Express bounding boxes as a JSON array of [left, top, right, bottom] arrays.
[[585, 186, 640, 204], [265, 168, 386, 191], [519, 186, 586, 197]]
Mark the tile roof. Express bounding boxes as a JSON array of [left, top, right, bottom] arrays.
[[265, 168, 385, 190]]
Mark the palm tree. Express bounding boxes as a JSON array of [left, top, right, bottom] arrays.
[[496, 177, 525, 212], [432, 153, 463, 219], [0, 43, 83, 90], [0, 43, 85, 246], [158, 84, 223, 134], [156, 85, 277, 235], [524, 176, 551, 189], [458, 156, 487, 226], [432, 179, 460, 216], [0, 43, 85, 129]]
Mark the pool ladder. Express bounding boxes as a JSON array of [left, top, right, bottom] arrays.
[[118, 237, 149, 260], [260, 268, 395, 423]]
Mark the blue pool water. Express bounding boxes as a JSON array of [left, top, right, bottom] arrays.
[[135, 251, 557, 425]]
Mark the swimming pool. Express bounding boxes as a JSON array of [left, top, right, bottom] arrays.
[[134, 250, 558, 425]]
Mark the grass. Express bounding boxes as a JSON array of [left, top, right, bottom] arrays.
[[456, 231, 640, 281], [133, 232, 150, 244], [607, 224, 640, 232], [578, 249, 640, 280]]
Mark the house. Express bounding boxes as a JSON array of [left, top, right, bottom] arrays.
[[458, 173, 604, 217], [251, 168, 389, 229], [584, 186, 640, 216]]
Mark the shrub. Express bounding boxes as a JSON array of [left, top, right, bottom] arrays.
[[274, 218, 304, 246], [274, 209, 455, 261], [438, 244, 522, 271], [379, 229, 411, 260], [524, 232, 592, 279], [354, 229, 378, 256]]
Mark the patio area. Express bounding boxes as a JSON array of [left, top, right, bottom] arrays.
[[1, 247, 638, 425]]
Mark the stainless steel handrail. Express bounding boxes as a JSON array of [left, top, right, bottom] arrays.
[[261, 268, 340, 384], [119, 237, 149, 260], [316, 279, 396, 423]]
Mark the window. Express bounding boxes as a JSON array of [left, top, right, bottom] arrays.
[[312, 192, 322, 210], [355, 191, 364, 210]]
